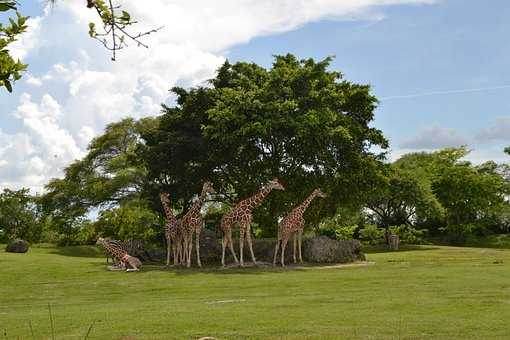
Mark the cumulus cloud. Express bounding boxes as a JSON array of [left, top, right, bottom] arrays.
[[0, 0, 436, 192], [400, 124, 469, 150], [0, 94, 84, 192], [475, 116, 510, 143]]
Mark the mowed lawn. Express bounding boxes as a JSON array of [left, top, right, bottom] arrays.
[[1, 244, 510, 339]]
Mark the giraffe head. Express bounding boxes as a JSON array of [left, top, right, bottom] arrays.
[[202, 181, 215, 195], [314, 188, 327, 198], [96, 237, 106, 246], [268, 177, 285, 191], [160, 192, 170, 203]]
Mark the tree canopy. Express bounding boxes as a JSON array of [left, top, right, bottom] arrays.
[[141, 55, 388, 235]]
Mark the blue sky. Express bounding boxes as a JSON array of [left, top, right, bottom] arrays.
[[1, 0, 510, 191]]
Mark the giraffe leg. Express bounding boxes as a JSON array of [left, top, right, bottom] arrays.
[[195, 229, 202, 268], [181, 237, 187, 266], [298, 230, 303, 263], [293, 233, 297, 263], [227, 229, 239, 264], [273, 237, 281, 266], [246, 227, 257, 265], [178, 237, 184, 265], [221, 233, 227, 267], [239, 228, 245, 267], [281, 238, 289, 267], [171, 240, 177, 266], [175, 238, 181, 266], [166, 238, 171, 267], [184, 233, 189, 268], [187, 233, 193, 268]]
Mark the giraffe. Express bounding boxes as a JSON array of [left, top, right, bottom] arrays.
[[221, 178, 285, 267], [273, 188, 327, 267], [96, 237, 142, 271], [181, 182, 215, 268], [159, 192, 184, 266]]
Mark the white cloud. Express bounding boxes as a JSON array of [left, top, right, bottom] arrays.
[[0, 0, 436, 192], [0, 95, 84, 192], [25, 74, 43, 87], [399, 124, 469, 150], [476, 116, 510, 143]]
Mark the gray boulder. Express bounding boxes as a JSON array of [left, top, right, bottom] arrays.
[[5, 239, 29, 253], [303, 236, 365, 263]]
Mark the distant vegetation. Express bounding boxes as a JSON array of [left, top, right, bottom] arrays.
[[1, 55, 510, 248]]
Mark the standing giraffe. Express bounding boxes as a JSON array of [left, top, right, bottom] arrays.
[[181, 182, 215, 268], [96, 237, 142, 271], [221, 178, 285, 267], [159, 192, 184, 266], [273, 188, 327, 267]]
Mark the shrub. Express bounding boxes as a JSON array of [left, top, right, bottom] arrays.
[[441, 224, 475, 246], [316, 211, 361, 240], [388, 224, 425, 244], [359, 224, 384, 245], [93, 199, 162, 242], [334, 225, 357, 241]]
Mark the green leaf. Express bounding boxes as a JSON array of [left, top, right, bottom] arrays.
[[4, 79, 12, 92]]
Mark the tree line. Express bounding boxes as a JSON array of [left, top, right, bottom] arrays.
[[1, 55, 509, 247]]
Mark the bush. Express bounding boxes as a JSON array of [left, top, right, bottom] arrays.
[[359, 224, 384, 245], [94, 199, 162, 242], [441, 224, 475, 246], [316, 210, 361, 240], [388, 224, 425, 244], [334, 225, 357, 240]]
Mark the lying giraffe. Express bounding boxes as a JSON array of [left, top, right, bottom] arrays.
[[96, 237, 142, 271], [273, 188, 327, 267], [160, 192, 184, 266], [181, 182, 215, 268], [221, 178, 285, 267]]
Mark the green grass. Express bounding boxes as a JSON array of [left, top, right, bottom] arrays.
[[1, 244, 510, 339]]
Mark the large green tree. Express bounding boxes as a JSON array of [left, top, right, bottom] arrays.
[[365, 165, 443, 228], [142, 55, 388, 236], [41, 117, 159, 237], [0, 188, 43, 242]]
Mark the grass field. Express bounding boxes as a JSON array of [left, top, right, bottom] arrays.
[[2, 244, 510, 339]]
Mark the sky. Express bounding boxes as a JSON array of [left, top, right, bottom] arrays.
[[1, 0, 510, 193]]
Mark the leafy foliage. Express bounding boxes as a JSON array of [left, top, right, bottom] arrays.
[[86, 0, 162, 61], [0, 188, 42, 242], [359, 224, 384, 245], [41, 117, 159, 237], [142, 55, 388, 236], [0, 1, 28, 92], [93, 199, 162, 242], [388, 224, 425, 244]]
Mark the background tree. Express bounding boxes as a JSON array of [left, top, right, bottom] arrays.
[[93, 198, 162, 242], [0, 188, 42, 242], [41, 117, 159, 240]]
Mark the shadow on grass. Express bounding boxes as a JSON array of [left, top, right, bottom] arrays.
[[49, 245, 104, 258], [363, 244, 440, 254]]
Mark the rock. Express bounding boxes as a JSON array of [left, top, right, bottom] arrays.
[[303, 236, 365, 263], [5, 239, 29, 253], [147, 233, 365, 266]]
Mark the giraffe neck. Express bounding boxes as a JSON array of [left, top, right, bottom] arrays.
[[101, 240, 126, 258], [187, 188, 208, 216], [246, 185, 273, 210], [296, 191, 318, 215], [160, 196, 178, 225]]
